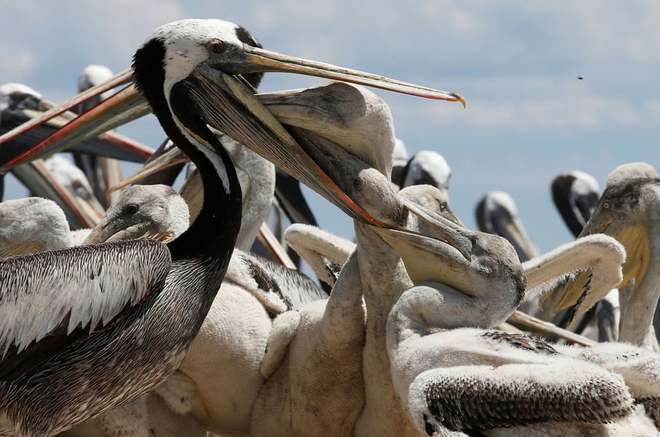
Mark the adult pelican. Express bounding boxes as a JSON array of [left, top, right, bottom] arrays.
[[396, 150, 452, 192], [0, 82, 151, 166], [552, 170, 600, 237], [2, 19, 464, 436], [73, 65, 117, 206], [475, 191, 539, 261]]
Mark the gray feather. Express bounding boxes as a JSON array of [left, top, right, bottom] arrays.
[[0, 240, 171, 357]]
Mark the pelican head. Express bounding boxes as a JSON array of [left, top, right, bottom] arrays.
[[77, 65, 114, 113], [475, 191, 538, 261], [401, 151, 452, 191], [84, 184, 189, 244], [581, 163, 658, 297], [0, 83, 45, 115], [552, 170, 600, 237], [373, 184, 527, 326]]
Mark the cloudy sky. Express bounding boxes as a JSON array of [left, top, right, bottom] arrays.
[[2, 1, 660, 251]]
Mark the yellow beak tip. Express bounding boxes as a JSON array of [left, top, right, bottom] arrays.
[[451, 93, 467, 109]]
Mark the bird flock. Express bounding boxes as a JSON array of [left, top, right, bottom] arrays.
[[0, 17, 658, 437]]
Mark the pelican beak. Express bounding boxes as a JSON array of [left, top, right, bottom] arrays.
[[7, 46, 464, 225], [0, 74, 153, 172], [110, 146, 189, 192], [369, 197, 476, 293], [221, 44, 467, 106], [501, 217, 539, 261], [11, 160, 98, 229]]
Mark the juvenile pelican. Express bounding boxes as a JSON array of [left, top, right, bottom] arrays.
[[578, 162, 660, 351], [244, 82, 638, 436], [0, 198, 72, 258]]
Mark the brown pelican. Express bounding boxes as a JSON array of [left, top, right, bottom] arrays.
[[84, 184, 189, 245], [396, 150, 452, 192], [475, 191, 539, 261], [5, 18, 464, 436], [73, 65, 117, 207], [390, 137, 409, 186], [552, 170, 600, 237], [249, 82, 640, 435], [0, 82, 151, 166], [115, 132, 275, 253]]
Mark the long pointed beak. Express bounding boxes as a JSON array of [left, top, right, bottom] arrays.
[[502, 217, 539, 261], [10, 49, 465, 226], [110, 146, 189, 192], [0, 82, 153, 173], [225, 45, 467, 106], [0, 69, 132, 145], [186, 65, 387, 226], [11, 160, 98, 229]]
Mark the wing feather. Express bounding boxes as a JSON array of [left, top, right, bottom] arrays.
[[0, 240, 171, 357]]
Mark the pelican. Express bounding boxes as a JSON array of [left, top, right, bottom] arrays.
[[249, 82, 642, 435], [548, 170, 621, 341], [475, 191, 539, 261], [42, 155, 105, 223], [390, 137, 409, 186], [72, 65, 116, 205], [397, 150, 452, 192], [116, 132, 275, 253], [577, 162, 660, 351], [5, 18, 465, 436], [0, 198, 72, 258], [219, 82, 640, 435], [552, 170, 600, 237], [0, 82, 151, 166]]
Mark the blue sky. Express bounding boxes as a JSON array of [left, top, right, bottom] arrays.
[[2, 1, 660, 251]]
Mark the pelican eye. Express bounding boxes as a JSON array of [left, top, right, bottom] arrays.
[[124, 203, 139, 215], [602, 201, 610, 210], [206, 39, 226, 54]]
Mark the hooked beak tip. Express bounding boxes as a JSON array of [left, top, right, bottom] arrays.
[[451, 92, 467, 109]]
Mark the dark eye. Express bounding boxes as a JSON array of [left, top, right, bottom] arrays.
[[207, 39, 225, 54], [124, 203, 139, 215], [602, 201, 610, 209]]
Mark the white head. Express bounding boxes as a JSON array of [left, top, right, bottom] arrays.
[[403, 151, 451, 189], [570, 170, 600, 196], [0, 83, 41, 112], [485, 191, 518, 216], [392, 138, 409, 167], [78, 65, 114, 92], [152, 19, 249, 95]]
